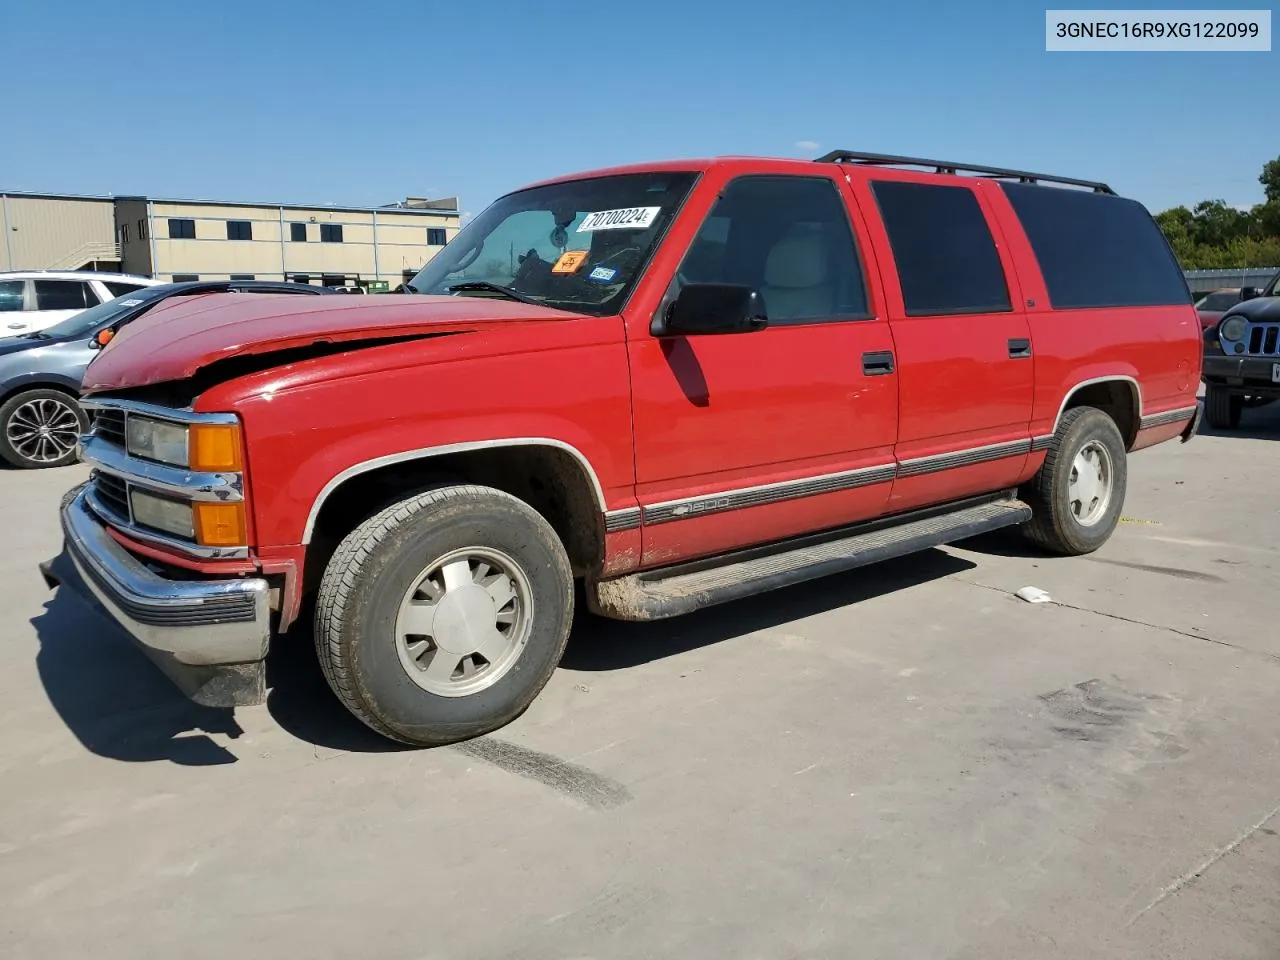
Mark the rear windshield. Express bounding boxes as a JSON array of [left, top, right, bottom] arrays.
[[1000, 183, 1191, 310]]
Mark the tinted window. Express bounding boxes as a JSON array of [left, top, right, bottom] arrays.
[[104, 281, 146, 297], [1001, 183, 1190, 309], [34, 280, 95, 311], [121, 224, 130, 243], [138, 219, 147, 240], [1195, 291, 1240, 311], [227, 220, 252, 240], [0, 280, 24, 313], [675, 175, 869, 324], [320, 223, 343, 243], [427, 227, 448, 245], [871, 180, 1011, 316], [168, 218, 196, 239], [290, 222, 307, 242]]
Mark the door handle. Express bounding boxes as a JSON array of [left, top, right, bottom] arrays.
[[862, 350, 895, 376], [1008, 338, 1032, 359]]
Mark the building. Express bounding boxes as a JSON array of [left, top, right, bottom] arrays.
[[1, 190, 462, 291]]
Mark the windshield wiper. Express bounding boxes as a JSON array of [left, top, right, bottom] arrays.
[[446, 281, 543, 306], [400, 281, 418, 293], [21, 331, 52, 340]]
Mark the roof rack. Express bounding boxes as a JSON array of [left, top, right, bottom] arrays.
[[814, 150, 1115, 195]]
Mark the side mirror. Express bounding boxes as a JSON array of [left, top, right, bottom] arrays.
[[655, 283, 768, 337], [89, 327, 116, 351], [1240, 286, 1259, 301]]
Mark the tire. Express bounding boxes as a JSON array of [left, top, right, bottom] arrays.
[[1204, 385, 1243, 430], [1021, 406, 1127, 556], [0, 388, 87, 469], [314, 483, 574, 746]]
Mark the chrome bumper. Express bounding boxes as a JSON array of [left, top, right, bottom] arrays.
[[39, 486, 271, 706]]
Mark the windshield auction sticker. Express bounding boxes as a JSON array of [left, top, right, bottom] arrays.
[[576, 207, 661, 232]]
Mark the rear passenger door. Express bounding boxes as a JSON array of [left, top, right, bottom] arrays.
[[0, 279, 27, 334], [853, 175, 1034, 512], [27, 279, 100, 333]]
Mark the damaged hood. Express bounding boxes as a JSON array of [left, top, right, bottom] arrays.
[[82, 292, 581, 390]]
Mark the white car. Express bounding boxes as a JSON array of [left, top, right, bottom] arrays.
[[0, 271, 164, 338]]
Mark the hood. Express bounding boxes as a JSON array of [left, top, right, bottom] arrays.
[[82, 293, 582, 391], [0, 335, 51, 358], [1225, 296, 1280, 324]]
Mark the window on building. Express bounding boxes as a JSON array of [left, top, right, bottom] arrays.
[[120, 224, 130, 244], [674, 175, 870, 324], [172, 274, 199, 283], [0, 280, 25, 313], [226, 220, 253, 241], [168, 218, 197, 240], [229, 274, 255, 281], [138, 219, 147, 241], [427, 227, 448, 245], [34, 280, 97, 311], [870, 180, 1011, 316], [320, 223, 343, 243], [291, 274, 311, 285], [290, 222, 307, 242]]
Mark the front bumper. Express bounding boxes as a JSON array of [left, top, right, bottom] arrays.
[[39, 486, 271, 707], [1202, 354, 1280, 394]]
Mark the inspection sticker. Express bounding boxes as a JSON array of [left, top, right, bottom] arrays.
[[587, 266, 618, 282], [576, 206, 660, 232], [551, 250, 590, 274]]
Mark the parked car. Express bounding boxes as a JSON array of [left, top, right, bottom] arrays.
[[0, 280, 332, 469], [1194, 287, 1243, 329], [0, 271, 162, 338], [1202, 268, 1280, 428], [41, 150, 1202, 746]]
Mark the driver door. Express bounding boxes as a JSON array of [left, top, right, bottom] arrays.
[[625, 169, 900, 566]]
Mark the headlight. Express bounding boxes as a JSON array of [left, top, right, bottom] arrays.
[[126, 416, 188, 466], [1219, 316, 1247, 343], [129, 489, 195, 539]]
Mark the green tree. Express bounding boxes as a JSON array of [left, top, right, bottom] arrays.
[[1153, 154, 1280, 269], [1261, 157, 1280, 204]]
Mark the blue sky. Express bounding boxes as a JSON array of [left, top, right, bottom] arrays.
[[1, 0, 1274, 218]]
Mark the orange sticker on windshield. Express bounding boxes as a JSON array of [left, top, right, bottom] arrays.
[[551, 250, 589, 274]]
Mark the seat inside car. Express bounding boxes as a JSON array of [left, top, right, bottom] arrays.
[[759, 223, 835, 320]]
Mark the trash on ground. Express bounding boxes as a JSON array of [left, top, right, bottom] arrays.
[[1015, 586, 1054, 604]]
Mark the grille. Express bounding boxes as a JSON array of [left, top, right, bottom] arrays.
[[92, 409, 126, 447], [1246, 324, 1280, 356], [92, 472, 131, 520]]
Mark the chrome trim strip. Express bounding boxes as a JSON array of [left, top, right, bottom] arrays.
[[896, 438, 1031, 479], [1139, 405, 1199, 430], [61, 488, 269, 664], [301, 437, 609, 544], [1030, 435, 1054, 452], [641, 464, 897, 526], [84, 486, 251, 560], [81, 435, 244, 502], [604, 507, 641, 533], [82, 397, 240, 426]]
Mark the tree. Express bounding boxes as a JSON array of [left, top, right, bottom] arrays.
[[1261, 157, 1280, 204], [1153, 155, 1280, 269]]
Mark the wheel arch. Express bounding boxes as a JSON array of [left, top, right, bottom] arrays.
[[1052, 376, 1142, 450]]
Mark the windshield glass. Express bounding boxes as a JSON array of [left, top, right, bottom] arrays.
[[39, 286, 169, 340], [1266, 272, 1280, 297], [407, 171, 699, 315]]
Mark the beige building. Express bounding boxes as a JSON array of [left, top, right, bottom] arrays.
[[2, 191, 462, 291]]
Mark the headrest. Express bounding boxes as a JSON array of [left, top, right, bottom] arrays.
[[764, 227, 829, 288]]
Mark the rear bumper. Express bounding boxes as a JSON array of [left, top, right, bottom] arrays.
[[1180, 400, 1202, 443], [39, 485, 271, 706], [1202, 355, 1280, 394]]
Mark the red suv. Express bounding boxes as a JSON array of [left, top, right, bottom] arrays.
[[42, 151, 1203, 746]]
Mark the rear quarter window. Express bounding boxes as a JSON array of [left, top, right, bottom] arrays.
[[1000, 183, 1190, 309]]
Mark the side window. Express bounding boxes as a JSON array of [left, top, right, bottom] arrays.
[[1000, 182, 1190, 309], [0, 280, 24, 313], [83, 283, 101, 306], [104, 282, 145, 297], [675, 175, 870, 324], [34, 280, 95, 311], [870, 180, 1012, 316]]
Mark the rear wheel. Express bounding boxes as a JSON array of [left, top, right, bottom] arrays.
[[0, 388, 87, 469], [314, 483, 574, 746], [1204, 385, 1243, 430], [1021, 406, 1127, 556]]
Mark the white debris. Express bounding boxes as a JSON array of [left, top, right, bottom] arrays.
[[1015, 585, 1054, 604]]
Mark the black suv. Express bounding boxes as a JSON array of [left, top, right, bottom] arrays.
[[1202, 269, 1280, 429]]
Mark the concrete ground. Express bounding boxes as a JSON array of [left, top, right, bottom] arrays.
[[2, 406, 1279, 960]]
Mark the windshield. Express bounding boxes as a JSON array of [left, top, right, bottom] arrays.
[[1265, 272, 1280, 297], [38, 287, 167, 340], [406, 171, 699, 316], [1195, 291, 1240, 311]]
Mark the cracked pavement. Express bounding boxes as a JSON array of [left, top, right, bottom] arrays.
[[2, 403, 1279, 959]]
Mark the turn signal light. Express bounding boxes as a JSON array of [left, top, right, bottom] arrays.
[[189, 423, 243, 472], [193, 502, 247, 547]]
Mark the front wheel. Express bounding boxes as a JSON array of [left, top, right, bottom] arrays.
[[314, 483, 574, 746], [0, 388, 87, 469], [1021, 406, 1127, 556], [1204, 384, 1243, 429]]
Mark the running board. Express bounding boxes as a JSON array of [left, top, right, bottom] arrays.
[[592, 496, 1032, 621]]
